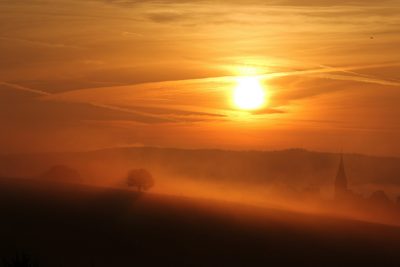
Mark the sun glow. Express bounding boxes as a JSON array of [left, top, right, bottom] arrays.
[[233, 76, 266, 110]]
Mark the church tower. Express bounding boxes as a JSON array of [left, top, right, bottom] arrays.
[[335, 154, 348, 199]]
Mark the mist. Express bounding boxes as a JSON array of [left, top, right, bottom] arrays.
[[2, 147, 400, 227]]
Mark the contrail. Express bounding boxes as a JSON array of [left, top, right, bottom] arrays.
[[0, 81, 180, 122], [36, 61, 400, 101], [0, 37, 83, 49], [263, 62, 400, 84], [1, 80, 229, 122], [86, 102, 178, 122], [4, 60, 400, 125], [0, 82, 51, 96], [311, 73, 400, 87], [101, 61, 400, 90]]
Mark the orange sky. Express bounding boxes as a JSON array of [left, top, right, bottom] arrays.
[[1, 0, 400, 156]]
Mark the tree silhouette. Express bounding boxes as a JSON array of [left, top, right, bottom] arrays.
[[369, 190, 391, 204], [126, 169, 154, 192], [40, 165, 81, 183]]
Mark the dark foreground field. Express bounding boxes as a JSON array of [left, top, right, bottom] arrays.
[[0, 178, 400, 267]]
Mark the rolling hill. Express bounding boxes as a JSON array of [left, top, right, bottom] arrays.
[[0, 177, 400, 266]]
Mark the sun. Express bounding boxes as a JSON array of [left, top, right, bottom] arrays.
[[233, 76, 266, 110]]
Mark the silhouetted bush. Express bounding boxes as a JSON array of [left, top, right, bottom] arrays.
[[126, 169, 154, 192], [2, 253, 39, 267], [40, 165, 81, 183]]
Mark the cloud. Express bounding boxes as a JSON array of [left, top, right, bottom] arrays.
[[251, 108, 286, 115], [146, 11, 187, 23]]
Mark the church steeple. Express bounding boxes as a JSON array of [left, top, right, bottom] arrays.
[[335, 153, 348, 199]]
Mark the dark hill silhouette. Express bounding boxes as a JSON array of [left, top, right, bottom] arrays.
[[0, 177, 400, 266]]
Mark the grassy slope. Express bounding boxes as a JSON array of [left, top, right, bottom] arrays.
[[0, 178, 400, 267]]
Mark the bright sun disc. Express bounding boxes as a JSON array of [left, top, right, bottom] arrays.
[[233, 76, 266, 110]]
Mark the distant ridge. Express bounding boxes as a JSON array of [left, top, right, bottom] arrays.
[[3, 146, 399, 161], [1, 147, 400, 187]]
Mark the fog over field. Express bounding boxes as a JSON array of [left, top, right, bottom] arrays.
[[2, 147, 400, 226]]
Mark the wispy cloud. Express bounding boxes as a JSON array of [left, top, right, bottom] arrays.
[[0, 37, 83, 49]]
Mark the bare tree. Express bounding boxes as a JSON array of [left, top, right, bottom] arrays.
[[126, 169, 154, 192]]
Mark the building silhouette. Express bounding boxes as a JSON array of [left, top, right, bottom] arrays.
[[335, 154, 348, 199]]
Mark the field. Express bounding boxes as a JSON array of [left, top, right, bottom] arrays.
[[0, 178, 400, 267]]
